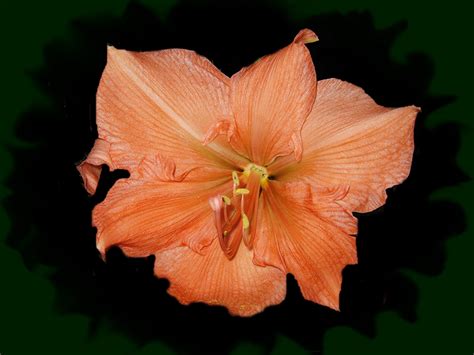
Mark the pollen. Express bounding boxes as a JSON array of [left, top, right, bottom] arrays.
[[243, 163, 269, 189], [222, 195, 232, 205], [235, 188, 250, 195], [242, 213, 250, 229], [232, 170, 240, 186]]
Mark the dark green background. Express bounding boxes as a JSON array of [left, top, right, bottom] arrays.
[[0, 0, 472, 354]]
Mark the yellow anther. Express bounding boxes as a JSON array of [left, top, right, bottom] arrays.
[[235, 188, 250, 195], [243, 163, 268, 176], [222, 195, 231, 205], [242, 213, 249, 229], [232, 171, 240, 186], [243, 163, 269, 189], [223, 230, 228, 236]]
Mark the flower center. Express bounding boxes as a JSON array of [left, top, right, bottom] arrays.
[[209, 163, 268, 259], [243, 163, 269, 189]]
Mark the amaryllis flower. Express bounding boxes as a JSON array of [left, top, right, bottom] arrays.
[[78, 29, 419, 316]]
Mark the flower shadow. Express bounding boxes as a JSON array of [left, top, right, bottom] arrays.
[[5, 0, 468, 353]]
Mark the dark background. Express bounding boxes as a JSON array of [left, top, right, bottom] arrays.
[[0, 0, 472, 354]]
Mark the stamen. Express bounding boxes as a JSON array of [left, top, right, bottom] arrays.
[[221, 195, 231, 223], [235, 188, 250, 195], [240, 189, 245, 217], [242, 213, 249, 229], [210, 194, 242, 260], [260, 174, 269, 189], [223, 205, 229, 223], [243, 163, 269, 189], [210, 166, 269, 258], [241, 211, 250, 244], [222, 195, 231, 205], [232, 171, 240, 187], [241, 169, 263, 248]]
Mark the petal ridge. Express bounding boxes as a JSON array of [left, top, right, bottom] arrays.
[[154, 240, 287, 317], [228, 29, 318, 165], [274, 78, 420, 213], [94, 46, 246, 182], [93, 154, 232, 258], [77, 138, 116, 195], [254, 181, 357, 310]]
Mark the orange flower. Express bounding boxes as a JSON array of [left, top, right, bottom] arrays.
[[78, 29, 420, 316]]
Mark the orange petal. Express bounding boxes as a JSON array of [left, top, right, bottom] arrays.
[[79, 46, 248, 195], [77, 138, 114, 195], [228, 29, 318, 165], [93, 155, 232, 258], [254, 181, 357, 310], [154, 239, 286, 317], [273, 79, 420, 213]]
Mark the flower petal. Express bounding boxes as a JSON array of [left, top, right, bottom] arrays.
[[228, 29, 318, 165], [93, 155, 232, 258], [254, 181, 357, 310], [154, 239, 286, 317], [77, 138, 114, 195], [79, 46, 247, 194], [273, 79, 420, 213]]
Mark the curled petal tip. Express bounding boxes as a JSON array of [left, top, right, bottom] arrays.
[[106, 45, 125, 60], [96, 239, 107, 262], [294, 28, 319, 44], [202, 119, 232, 146], [291, 132, 304, 162], [106, 45, 118, 53]]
